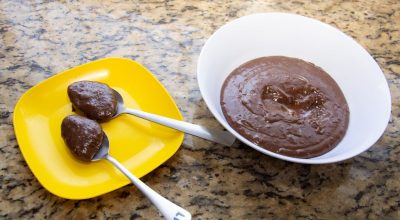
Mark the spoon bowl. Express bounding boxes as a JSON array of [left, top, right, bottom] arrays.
[[93, 132, 191, 220], [91, 132, 110, 161]]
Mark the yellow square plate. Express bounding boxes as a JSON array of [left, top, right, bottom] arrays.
[[13, 58, 184, 199]]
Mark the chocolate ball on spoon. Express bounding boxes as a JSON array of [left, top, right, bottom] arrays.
[[68, 81, 117, 122]]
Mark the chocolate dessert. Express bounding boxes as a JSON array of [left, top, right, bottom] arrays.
[[220, 56, 349, 158], [68, 81, 117, 122], [61, 115, 103, 162]]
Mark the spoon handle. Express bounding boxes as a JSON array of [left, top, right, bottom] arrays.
[[105, 155, 191, 220], [123, 108, 236, 146]]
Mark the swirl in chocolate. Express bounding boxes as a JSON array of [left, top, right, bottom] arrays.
[[220, 56, 349, 158]]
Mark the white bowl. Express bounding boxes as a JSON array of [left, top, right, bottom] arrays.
[[197, 13, 391, 164]]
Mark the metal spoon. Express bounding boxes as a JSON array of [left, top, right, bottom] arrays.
[[93, 132, 191, 220], [112, 89, 236, 146]]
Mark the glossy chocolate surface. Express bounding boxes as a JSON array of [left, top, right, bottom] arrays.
[[221, 56, 349, 158]]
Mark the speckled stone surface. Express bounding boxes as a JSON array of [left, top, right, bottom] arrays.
[[1, 0, 399, 219]]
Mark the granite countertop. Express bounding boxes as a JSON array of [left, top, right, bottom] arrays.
[[1, 0, 399, 219]]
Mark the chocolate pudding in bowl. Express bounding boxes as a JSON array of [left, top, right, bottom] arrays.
[[220, 56, 349, 158], [197, 13, 391, 163]]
